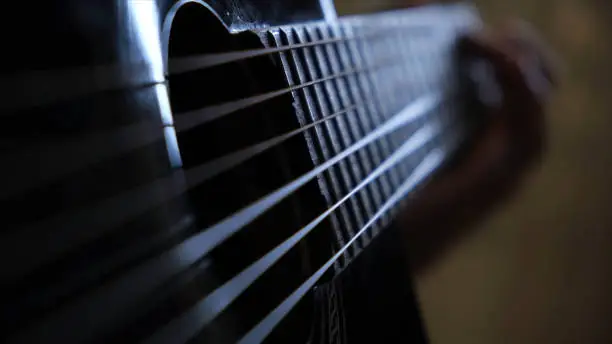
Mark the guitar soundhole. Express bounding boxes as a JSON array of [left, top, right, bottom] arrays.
[[162, 2, 336, 343]]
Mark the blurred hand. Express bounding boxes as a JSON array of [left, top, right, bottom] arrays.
[[462, 20, 557, 175], [401, 21, 558, 274]]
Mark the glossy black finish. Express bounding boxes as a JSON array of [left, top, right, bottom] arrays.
[[0, 0, 328, 111], [0, 1, 480, 343], [0, 1, 331, 343]]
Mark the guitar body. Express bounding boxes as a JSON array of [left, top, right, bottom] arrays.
[[0, 1, 480, 343]]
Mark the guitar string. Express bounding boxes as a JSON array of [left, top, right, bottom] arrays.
[[0, 102, 358, 280], [166, 25, 421, 75], [3, 57, 445, 280], [6, 95, 441, 344], [181, 104, 359, 185], [168, 36, 351, 75], [3, 25, 430, 203], [4, 36, 449, 325], [0, 58, 397, 202], [1, 84, 443, 306], [7, 8, 460, 322], [1, 25, 417, 113], [144, 122, 441, 344], [101, 95, 437, 281], [172, 60, 396, 132], [4, 7, 478, 342], [147, 107, 460, 344], [239, 148, 448, 344], [1, 40, 349, 112]]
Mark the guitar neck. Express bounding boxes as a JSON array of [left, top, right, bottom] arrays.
[[256, 5, 481, 268]]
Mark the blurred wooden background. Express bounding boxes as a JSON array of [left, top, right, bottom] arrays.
[[335, 1, 612, 343]]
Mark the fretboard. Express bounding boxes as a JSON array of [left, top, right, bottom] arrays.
[[259, 7, 479, 273]]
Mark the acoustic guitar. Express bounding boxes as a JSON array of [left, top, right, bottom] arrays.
[[0, 0, 483, 343]]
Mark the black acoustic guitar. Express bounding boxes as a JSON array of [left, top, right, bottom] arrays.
[[0, 1, 482, 343]]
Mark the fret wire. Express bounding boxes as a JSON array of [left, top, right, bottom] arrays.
[[340, 23, 395, 226], [316, 25, 376, 246], [143, 123, 440, 344], [277, 27, 356, 267], [305, 26, 366, 251], [238, 148, 447, 344], [351, 24, 404, 203], [5, 95, 440, 344], [288, 27, 364, 260]]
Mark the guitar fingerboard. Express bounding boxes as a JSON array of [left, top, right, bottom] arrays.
[[263, 7, 478, 273]]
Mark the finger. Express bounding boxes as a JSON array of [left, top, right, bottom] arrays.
[[458, 30, 547, 161], [502, 19, 563, 86], [462, 27, 554, 107], [497, 29, 555, 104], [457, 32, 530, 94]]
